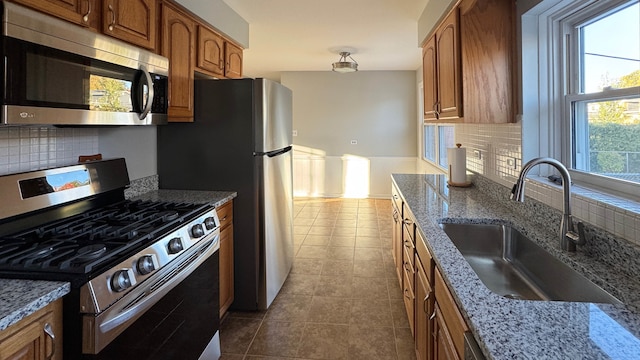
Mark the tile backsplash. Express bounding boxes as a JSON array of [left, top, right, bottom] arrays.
[[0, 127, 99, 175], [456, 123, 640, 247]]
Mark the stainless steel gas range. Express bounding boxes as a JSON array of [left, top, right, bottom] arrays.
[[0, 159, 221, 359]]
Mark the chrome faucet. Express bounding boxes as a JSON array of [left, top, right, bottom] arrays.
[[510, 157, 585, 251]]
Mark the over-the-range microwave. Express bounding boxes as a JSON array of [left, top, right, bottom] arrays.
[[1, 1, 169, 126]]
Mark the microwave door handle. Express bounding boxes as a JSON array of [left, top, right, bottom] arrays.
[[138, 65, 154, 120]]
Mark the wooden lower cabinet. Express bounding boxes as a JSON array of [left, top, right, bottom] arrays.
[[433, 305, 461, 360], [415, 257, 433, 360], [0, 299, 63, 360], [434, 268, 468, 360], [217, 201, 234, 318]]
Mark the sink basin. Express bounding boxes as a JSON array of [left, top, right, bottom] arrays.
[[440, 223, 621, 304]]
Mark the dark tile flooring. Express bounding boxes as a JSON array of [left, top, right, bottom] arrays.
[[219, 198, 416, 360]]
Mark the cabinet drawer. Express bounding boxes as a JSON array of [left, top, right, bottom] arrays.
[[415, 230, 433, 283], [217, 201, 233, 229], [435, 268, 468, 359], [392, 184, 402, 212]]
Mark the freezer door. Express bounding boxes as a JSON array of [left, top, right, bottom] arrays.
[[255, 79, 293, 153], [259, 148, 294, 309]]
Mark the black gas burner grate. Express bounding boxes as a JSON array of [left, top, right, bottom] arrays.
[[0, 200, 211, 275]]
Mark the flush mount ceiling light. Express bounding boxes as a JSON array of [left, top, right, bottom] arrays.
[[332, 51, 358, 73]]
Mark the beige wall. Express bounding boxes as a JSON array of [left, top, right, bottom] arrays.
[[282, 71, 419, 198]]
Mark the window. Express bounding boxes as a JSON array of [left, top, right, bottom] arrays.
[[422, 124, 454, 170], [523, 0, 640, 196], [563, 1, 640, 187]]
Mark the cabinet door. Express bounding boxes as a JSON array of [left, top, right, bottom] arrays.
[[0, 300, 62, 360], [161, 3, 195, 122], [224, 42, 243, 79], [435, 9, 462, 120], [219, 223, 234, 317], [433, 305, 461, 360], [422, 36, 438, 121], [103, 0, 156, 50], [13, 0, 95, 28], [197, 26, 225, 77], [415, 260, 433, 360]]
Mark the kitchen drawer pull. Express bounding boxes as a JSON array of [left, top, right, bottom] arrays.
[[221, 216, 227, 221], [82, 0, 91, 22], [404, 262, 411, 272], [403, 218, 413, 225], [404, 240, 412, 248], [423, 292, 431, 313], [108, 4, 115, 31], [44, 322, 55, 360], [404, 288, 412, 299], [429, 310, 436, 321]]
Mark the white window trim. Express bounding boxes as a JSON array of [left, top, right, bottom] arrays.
[[520, 0, 640, 203]]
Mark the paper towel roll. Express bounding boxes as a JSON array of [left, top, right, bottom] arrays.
[[447, 144, 467, 185]]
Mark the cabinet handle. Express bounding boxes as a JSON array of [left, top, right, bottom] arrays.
[[404, 240, 412, 248], [429, 310, 436, 321], [221, 216, 227, 221], [404, 262, 411, 272], [44, 323, 55, 360], [108, 4, 115, 31], [423, 292, 431, 313], [404, 288, 412, 300], [403, 218, 413, 225], [82, 0, 91, 22], [434, 102, 440, 119]]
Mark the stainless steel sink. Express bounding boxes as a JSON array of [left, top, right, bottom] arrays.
[[440, 223, 621, 304]]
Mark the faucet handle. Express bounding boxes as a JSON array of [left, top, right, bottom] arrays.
[[566, 221, 587, 246]]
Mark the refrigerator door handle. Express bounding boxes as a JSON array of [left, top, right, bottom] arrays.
[[254, 146, 292, 157]]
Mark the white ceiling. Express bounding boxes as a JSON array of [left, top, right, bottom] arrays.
[[222, 0, 428, 80]]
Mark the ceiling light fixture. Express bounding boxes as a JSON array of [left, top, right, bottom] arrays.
[[332, 51, 358, 73]]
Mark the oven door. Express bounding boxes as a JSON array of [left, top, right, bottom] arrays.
[[81, 233, 219, 359], [2, 36, 168, 126]]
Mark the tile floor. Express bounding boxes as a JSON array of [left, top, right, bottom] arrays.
[[219, 198, 416, 360]]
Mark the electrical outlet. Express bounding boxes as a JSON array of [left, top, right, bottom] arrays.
[[350, 140, 357, 145], [474, 150, 482, 159], [292, 130, 298, 136], [507, 158, 516, 169]]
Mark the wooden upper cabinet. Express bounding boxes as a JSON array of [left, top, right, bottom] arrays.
[[422, 37, 438, 121], [224, 41, 243, 79], [12, 0, 98, 28], [161, 3, 196, 121], [460, 0, 514, 123], [435, 9, 462, 121], [422, 8, 462, 122], [103, 0, 156, 50], [197, 25, 225, 77]]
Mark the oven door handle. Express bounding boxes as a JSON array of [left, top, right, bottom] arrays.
[[98, 236, 218, 334]]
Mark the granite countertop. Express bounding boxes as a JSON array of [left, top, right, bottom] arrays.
[[0, 280, 69, 331], [392, 173, 640, 359], [131, 189, 237, 208], [0, 189, 235, 333]]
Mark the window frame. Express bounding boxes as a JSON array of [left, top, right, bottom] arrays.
[[523, 0, 640, 201], [422, 123, 454, 171]]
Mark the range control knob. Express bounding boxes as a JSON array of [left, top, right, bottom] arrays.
[[137, 255, 156, 275], [191, 223, 205, 238], [110, 269, 133, 292], [204, 217, 216, 230], [168, 237, 184, 254]]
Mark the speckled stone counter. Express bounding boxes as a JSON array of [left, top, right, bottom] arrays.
[[392, 173, 640, 360], [131, 189, 237, 208], [0, 280, 69, 331]]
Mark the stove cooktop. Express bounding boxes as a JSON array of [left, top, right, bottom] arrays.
[[0, 200, 212, 279]]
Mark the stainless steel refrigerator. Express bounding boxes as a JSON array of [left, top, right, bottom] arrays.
[[157, 78, 294, 310]]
